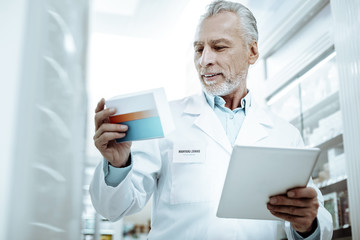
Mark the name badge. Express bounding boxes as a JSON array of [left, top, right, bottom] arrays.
[[173, 142, 206, 163]]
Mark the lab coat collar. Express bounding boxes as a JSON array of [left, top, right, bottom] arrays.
[[234, 103, 273, 146], [183, 93, 207, 115], [183, 92, 274, 154], [183, 93, 232, 153]]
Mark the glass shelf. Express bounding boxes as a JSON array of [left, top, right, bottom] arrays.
[[313, 133, 342, 150], [263, 2, 351, 236], [311, 134, 343, 181], [290, 91, 340, 130], [267, 51, 350, 237]]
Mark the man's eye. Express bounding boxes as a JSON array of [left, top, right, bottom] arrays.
[[214, 46, 227, 51], [195, 48, 203, 53]]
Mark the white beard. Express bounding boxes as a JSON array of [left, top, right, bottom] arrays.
[[201, 71, 247, 96]]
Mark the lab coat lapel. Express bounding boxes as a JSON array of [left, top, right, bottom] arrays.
[[235, 104, 273, 146], [184, 94, 232, 154]]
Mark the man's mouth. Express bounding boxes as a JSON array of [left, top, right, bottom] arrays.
[[203, 73, 221, 78], [202, 73, 222, 84]]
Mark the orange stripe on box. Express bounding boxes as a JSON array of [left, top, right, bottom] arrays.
[[109, 109, 158, 123]]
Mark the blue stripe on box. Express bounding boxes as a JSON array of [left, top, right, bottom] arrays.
[[115, 116, 164, 142]]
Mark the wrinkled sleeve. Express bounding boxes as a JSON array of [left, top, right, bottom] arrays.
[[104, 158, 132, 187], [89, 139, 162, 221]]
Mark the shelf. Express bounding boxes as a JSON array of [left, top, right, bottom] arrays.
[[291, 91, 340, 128], [82, 229, 94, 235], [310, 134, 343, 178], [319, 178, 347, 195], [101, 230, 114, 235], [82, 229, 114, 235], [333, 226, 352, 239], [312, 134, 343, 150]]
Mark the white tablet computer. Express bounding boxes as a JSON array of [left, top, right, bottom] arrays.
[[216, 145, 320, 221]]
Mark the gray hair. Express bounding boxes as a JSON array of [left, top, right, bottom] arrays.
[[201, 0, 258, 45]]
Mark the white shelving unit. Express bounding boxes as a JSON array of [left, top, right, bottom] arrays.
[[256, 1, 354, 239], [3, 0, 89, 239]]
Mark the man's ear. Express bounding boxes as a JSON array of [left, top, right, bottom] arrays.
[[248, 41, 259, 65]]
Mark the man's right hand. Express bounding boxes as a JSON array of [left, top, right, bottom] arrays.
[[93, 98, 132, 168]]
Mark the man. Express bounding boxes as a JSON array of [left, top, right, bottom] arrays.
[[90, 1, 333, 239]]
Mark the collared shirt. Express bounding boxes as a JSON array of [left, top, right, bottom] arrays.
[[204, 91, 251, 146]]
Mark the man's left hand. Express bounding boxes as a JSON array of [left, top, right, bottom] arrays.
[[267, 187, 319, 233]]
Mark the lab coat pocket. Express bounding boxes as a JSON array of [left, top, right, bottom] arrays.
[[170, 142, 213, 204]]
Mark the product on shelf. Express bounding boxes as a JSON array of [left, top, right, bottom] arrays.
[[337, 190, 351, 228], [323, 192, 340, 229], [83, 235, 94, 240], [307, 110, 343, 146], [100, 235, 112, 240], [313, 163, 330, 186], [123, 221, 150, 239]]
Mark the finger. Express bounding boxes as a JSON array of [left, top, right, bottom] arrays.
[[95, 98, 105, 113], [269, 195, 313, 207], [287, 187, 317, 199], [94, 107, 116, 131], [93, 123, 128, 140], [269, 210, 315, 233], [269, 210, 308, 225], [267, 203, 307, 217], [94, 132, 126, 149]]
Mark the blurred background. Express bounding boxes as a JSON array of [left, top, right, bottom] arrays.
[[1, 0, 359, 239]]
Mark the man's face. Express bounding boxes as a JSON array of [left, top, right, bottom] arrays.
[[194, 12, 257, 96]]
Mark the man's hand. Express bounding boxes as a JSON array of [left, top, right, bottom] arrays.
[[267, 187, 319, 233], [93, 98, 132, 167]]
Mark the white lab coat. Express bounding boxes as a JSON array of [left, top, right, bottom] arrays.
[[90, 93, 333, 240]]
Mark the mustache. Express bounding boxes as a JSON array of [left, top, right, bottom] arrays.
[[200, 69, 223, 75]]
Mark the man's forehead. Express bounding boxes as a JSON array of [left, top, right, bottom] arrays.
[[193, 12, 241, 43]]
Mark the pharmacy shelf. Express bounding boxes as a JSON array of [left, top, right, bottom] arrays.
[[320, 179, 351, 239], [333, 226, 352, 239], [311, 134, 343, 178], [291, 91, 340, 129], [319, 178, 347, 195], [313, 133, 343, 150], [82, 229, 94, 235], [82, 229, 114, 235]]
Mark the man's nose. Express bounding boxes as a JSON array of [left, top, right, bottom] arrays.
[[200, 47, 215, 67]]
